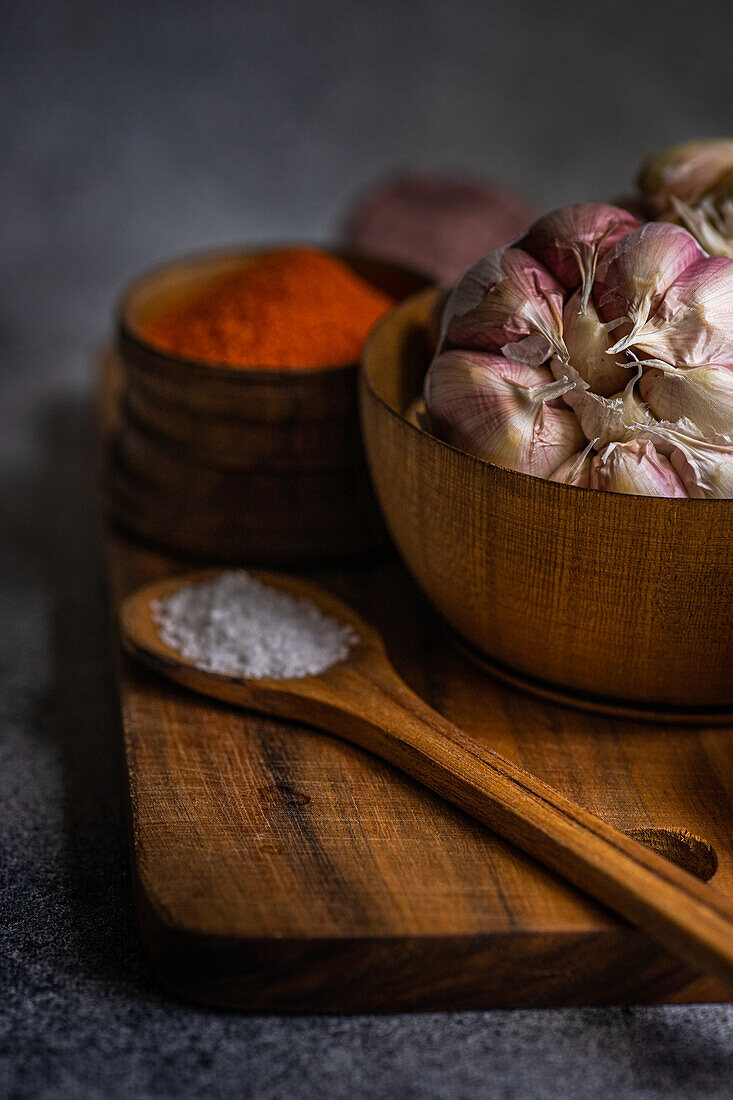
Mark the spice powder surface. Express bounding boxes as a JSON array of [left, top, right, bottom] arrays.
[[142, 248, 395, 369]]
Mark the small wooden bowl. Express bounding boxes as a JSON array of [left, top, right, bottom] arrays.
[[109, 247, 428, 565], [360, 288, 733, 714]]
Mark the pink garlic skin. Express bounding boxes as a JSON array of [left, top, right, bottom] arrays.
[[548, 448, 593, 487], [424, 350, 549, 443], [594, 223, 704, 335], [425, 350, 550, 421], [435, 204, 733, 495], [520, 203, 639, 308], [500, 332, 555, 368], [589, 439, 688, 497], [444, 247, 566, 361], [423, 350, 583, 478], [630, 256, 733, 366], [344, 172, 538, 284], [638, 140, 733, 217], [658, 433, 733, 499], [670, 448, 709, 498], [638, 362, 733, 440]]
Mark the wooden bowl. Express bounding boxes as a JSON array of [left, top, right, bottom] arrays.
[[360, 287, 733, 714], [109, 247, 429, 565]]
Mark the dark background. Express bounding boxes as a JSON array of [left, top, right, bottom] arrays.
[[2, 2, 733, 1097]]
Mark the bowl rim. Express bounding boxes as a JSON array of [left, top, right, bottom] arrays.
[[116, 243, 430, 381], [360, 286, 730, 510]]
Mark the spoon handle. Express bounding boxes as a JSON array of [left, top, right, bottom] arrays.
[[320, 661, 733, 989]]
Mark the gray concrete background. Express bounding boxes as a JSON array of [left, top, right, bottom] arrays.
[[2, 1, 733, 1096]]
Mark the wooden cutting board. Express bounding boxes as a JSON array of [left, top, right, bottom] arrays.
[[106, 527, 733, 1010], [99, 342, 733, 1010]]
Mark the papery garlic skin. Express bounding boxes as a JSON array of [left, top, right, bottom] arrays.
[[424, 350, 584, 477], [550, 359, 652, 447], [638, 142, 733, 259], [549, 438, 597, 487], [638, 140, 733, 218], [563, 291, 630, 396], [626, 256, 733, 366], [520, 203, 639, 311], [672, 185, 733, 261], [596, 223, 704, 355], [442, 247, 568, 362], [428, 201, 733, 497], [638, 361, 733, 441], [589, 439, 688, 497], [500, 332, 553, 367], [644, 426, 733, 499]]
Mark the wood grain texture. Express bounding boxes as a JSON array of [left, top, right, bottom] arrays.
[[106, 534, 733, 1010], [101, 349, 733, 1011], [107, 248, 428, 566], [360, 288, 733, 710], [119, 570, 733, 991]]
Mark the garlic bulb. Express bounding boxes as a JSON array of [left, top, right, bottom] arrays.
[[646, 426, 733, 498], [441, 247, 568, 362], [624, 256, 733, 366], [596, 223, 704, 354], [589, 439, 688, 497], [563, 291, 630, 396], [638, 141, 733, 259], [549, 438, 597, 487], [424, 350, 584, 477], [424, 200, 733, 496], [638, 361, 733, 441], [520, 203, 639, 311], [638, 139, 733, 218]]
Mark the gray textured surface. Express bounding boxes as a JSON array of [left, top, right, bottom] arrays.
[[2, 2, 733, 1096]]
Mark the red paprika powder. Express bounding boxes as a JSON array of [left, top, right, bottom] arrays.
[[142, 248, 395, 369]]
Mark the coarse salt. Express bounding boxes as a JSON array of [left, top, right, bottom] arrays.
[[152, 571, 358, 680]]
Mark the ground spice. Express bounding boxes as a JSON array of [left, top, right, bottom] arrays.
[[142, 248, 395, 369]]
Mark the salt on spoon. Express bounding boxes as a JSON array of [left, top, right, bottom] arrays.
[[153, 570, 358, 680], [121, 568, 733, 992]]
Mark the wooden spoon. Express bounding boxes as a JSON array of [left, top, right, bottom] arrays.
[[120, 569, 733, 991]]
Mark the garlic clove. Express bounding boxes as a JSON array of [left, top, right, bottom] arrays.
[[596, 223, 705, 355], [589, 439, 688, 497], [672, 190, 733, 260], [437, 249, 506, 349], [550, 358, 652, 446], [625, 256, 733, 366], [671, 443, 733, 498], [442, 247, 568, 362], [638, 139, 733, 218], [549, 437, 597, 487], [423, 349, 584, 477], [563, 290, 631, 396], [643, 425, 733, 498], [424, 350, 551, 444], [520, 203, 639, 311], [638, 360, 733, 441]]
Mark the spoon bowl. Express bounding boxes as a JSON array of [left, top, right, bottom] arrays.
[[121, 568, 388, 721]]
